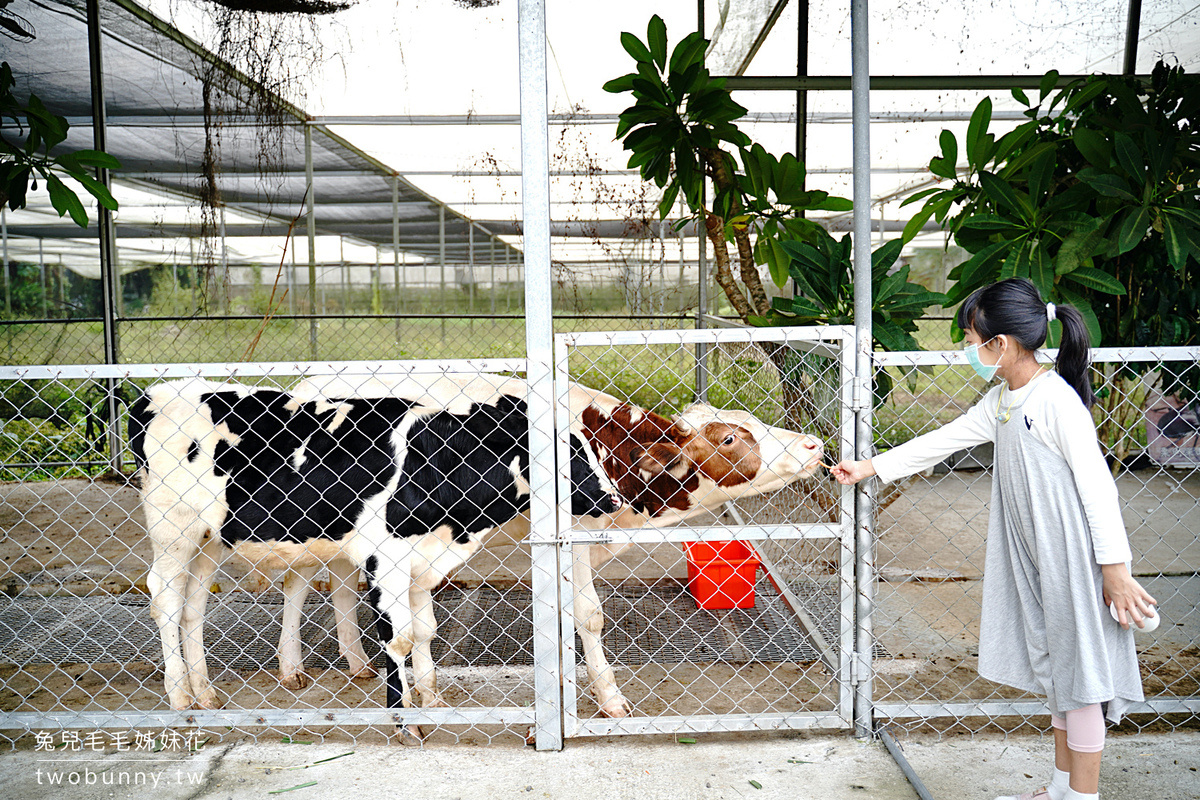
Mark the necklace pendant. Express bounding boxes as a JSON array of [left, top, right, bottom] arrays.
[[996, 410, 1011, 423]]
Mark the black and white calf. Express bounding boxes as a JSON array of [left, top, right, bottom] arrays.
[[129, 378, 618, 713]]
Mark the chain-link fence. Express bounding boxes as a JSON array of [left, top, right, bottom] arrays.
[[870, 346, 1200, 736], [2, 336, 1194, 749], [0, 326, 861, 747]]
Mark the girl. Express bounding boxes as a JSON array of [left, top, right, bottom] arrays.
[[832, 278, 1156, 800]]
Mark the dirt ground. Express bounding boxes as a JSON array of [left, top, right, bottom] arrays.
[[1, 468, 1196, 745]]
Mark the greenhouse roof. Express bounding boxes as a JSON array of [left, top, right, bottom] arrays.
[[2, 0, 1198, 278], [2, 0, 523, 274]]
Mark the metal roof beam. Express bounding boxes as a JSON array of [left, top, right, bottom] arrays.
[[723, 74, 1151, 90]]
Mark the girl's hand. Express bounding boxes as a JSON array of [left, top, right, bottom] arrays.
[[830, 459, 876, 486], [1102, 563, 1158, 629]]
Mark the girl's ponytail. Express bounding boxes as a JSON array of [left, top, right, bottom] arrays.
[[1053, 304, 1096, 408]]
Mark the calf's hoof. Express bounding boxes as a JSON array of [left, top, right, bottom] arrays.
[[346, 664, 378, 681], [279, 671, 310, 691], [596, 693, 632, 719], [395, 724, 424, 747], [195, 692, 222, 710]]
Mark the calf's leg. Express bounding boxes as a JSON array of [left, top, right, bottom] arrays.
[[278, 566, 318, 690], [571, 543, 631, 718], [328, 557, 375, 679], [145, 514, 207, 710], [363, 549, 420, 744]]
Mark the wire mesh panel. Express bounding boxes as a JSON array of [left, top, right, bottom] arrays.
[[0, 359, 583, 747], [553, 326, 858, 737], [869, 346, 1200, 735]]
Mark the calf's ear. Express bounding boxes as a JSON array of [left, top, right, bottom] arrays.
[[631, 442, 691, 481]]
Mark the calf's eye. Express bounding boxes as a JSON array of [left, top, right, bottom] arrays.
[[722, 434, 736, 446]]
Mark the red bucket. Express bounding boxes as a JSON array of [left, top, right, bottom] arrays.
[[682, 541, 761, 609]]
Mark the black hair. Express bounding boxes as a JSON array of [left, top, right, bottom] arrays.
[[956, 277, 1095, 407]]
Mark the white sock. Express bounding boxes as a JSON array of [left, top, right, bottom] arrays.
[[1063, 788, 1098, 800], [1047, 768, 1071, 800]]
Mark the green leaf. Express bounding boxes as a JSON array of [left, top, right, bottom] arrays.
[[1163, 207, 1200, 229], [901, 202, 936, 244], [979, 171, 1032, 220], [620, 31, 653, 65], [871, 238, 904, 272], [1072, 128, 1111, 167], [966, 97, 992, 171], [45, 173, 88, 227], [1030, 242, 1053, 298], [1063, 79, 1110, 114], [929, 155, 956, 180], [1011, 87, 1031, 106], [947, 241, 1010, 303], [646, 15, 668, 71], [1082, 172, 1137, 202], [1058, 285, 1101, 346], [899, 186, 944, 208], [1063, 266, 1126, 295], [1113, 132, 1145, 180], [73, 170, 118, 211], [657, 182, 680, 219], [668, 32, 707, 74], [602, 74, 637, 94], [806, 196, 853, 212], [1054, 219, 1105, 275], [767, 236, 791, 288], [1116, 206, 1149, 254], [1000, 239, 1032, 280], [1027, 146, 1056, 203], [1039, 69, 1060, 100], [1162, 215, 1196, 271], [959, 213, 1023, 232]]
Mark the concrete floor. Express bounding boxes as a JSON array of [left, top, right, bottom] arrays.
[[0, 729, 1196, 800]]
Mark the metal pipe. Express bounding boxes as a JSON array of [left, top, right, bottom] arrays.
[[439, 205, 446, 342], [39, 238, 48, 318], [2, 208, 9, 320], [796, 0, 809, 163], [1123, 0, 1143, 75], [468, 222, 476, 312], [879, 728, 936, 800], [850, 0, 876, 740], [305, 126, 318, 359], [86, 0, 122, 473], [694, 0, 709, 403], [519, 0, 562, 752]]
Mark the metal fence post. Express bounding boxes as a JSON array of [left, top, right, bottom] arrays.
[[305, 125, 318, 360], [519, 0, 564, 752], [851, 0, 876, 740], [86, 0, 122, 472]]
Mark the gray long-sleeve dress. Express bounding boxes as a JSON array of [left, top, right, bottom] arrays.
[[873, 370, 1143, 722]]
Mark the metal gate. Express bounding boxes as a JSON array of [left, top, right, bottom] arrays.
[[551, 325, 859, 738]]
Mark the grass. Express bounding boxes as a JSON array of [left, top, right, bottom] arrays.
[[0, 304, 1167, 480]]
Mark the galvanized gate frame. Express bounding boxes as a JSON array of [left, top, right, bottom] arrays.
[[551, 325, 862, 739]]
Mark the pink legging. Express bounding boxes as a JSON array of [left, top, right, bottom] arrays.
[[1050, 704, 1106, 753]]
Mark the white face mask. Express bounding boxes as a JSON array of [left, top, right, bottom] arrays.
[[963, 336, 1003, 381]]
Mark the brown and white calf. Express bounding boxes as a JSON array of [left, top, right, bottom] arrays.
[[288, 373, 825, 718]]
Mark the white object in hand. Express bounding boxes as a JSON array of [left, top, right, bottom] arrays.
[[1110, 601, 1160, 632]]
